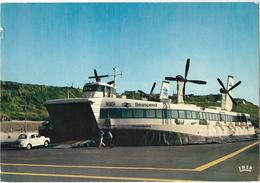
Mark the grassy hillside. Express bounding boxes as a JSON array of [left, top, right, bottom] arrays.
[[1, 81, 82, 121], [1, 81, 259, 127]]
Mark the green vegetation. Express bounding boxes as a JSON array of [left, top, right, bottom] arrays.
[[1, 81, 259, 127], [1, 81, 82, 121]]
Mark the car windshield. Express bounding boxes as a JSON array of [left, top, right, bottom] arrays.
[[18, 134, 27, 139]]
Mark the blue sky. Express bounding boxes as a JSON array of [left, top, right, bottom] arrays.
[[1, 3, 259, 105]]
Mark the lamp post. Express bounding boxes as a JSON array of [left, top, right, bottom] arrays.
[[67, 83, 74, 98], [67, 83, 69, 98], [23, 95, 29, 133]]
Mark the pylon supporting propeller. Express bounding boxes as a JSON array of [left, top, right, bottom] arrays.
[[217, 78, 241, 105], [138, 82, 156, 99], [165, 58, 207, 96], [88, 69, 109, 82]]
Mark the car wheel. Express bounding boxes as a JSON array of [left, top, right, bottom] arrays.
[[26, 144, 32, 150], [44, 141, 49, 147]]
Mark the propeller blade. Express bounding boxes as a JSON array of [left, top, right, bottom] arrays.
[[184, 58, 190, 80], [217, 78, 226, 90], [107, 81, 114, 85], [150, 82, 156, 94], [94, 69, 98, 78], [88, 69, 108, 81], [165, 77, 177, 81], [228, 81, 241, 92], [98, 75, 109, 78], [227, 92, 237, 105], [187, 80, 207, 84], [138, 90, 146, 95]]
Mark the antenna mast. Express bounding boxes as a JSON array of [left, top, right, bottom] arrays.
[[113, 67, 117, 88], [112, 67, 122, 89]]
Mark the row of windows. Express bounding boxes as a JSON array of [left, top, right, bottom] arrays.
[[83, 84, 116, 94], [100, 108, 248, 122]]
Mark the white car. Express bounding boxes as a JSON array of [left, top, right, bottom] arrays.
[[15, 133, 50, 150]]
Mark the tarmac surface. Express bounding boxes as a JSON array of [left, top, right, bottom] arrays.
[[1, 140, 259, 182]]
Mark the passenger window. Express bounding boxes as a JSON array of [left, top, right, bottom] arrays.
[[30, 135, 35, 139], [199, 112, 203, 119], [156, 110, 162, 118], [201, 113, 205, 119], [213, 114, 216, 120], [186, 111, 192, 119], [207, 113, 210, 120], [146, 109, 155, 118], [171, 110, 178, 118], [122, 109, 133, 118], [100, 109, 108, 118], [36, 134, 41, 138], [133, 109, 144, 118], [241, 115, 246, 122], [107, 87, 111, 97], [191, 111, 197, 119], [162, 110, 170, 119], [226, 115, 229, 121], [220, 114, 225, 121], [216, 114, 220, 121], [18, 134, 27, 139], [210, 113, 214, 120], [110, 109, 121, 118], [178, 111, 185, 119]]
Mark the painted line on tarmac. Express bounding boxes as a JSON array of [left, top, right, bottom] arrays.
[[0, 171, 191, 182], [2, 141, 258, 174], [0, 162, 195, 172], [194, 141, 259, 171]]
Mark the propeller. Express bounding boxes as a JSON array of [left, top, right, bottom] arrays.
[[138, 82, 156, 99], [88, 69, 109, 82], [165, 58, 207, 96], [217, 78, 241, 105]]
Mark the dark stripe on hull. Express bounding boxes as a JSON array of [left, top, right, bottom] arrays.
[[108, 129, 257, 146]]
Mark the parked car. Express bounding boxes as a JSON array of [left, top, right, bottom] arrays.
[[15, 133, 50, 150]]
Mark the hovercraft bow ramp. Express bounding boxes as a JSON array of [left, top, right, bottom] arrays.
[[43, 98, 99, 143]]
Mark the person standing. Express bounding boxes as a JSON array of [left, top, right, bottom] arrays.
[[97, 130, 105, 148], [106, 131, 113, 148]]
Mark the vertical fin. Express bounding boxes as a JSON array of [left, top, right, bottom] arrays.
[[160, 81, 170, 100]]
